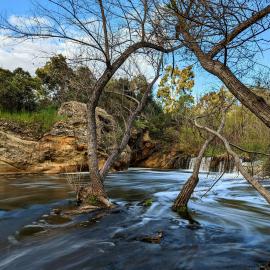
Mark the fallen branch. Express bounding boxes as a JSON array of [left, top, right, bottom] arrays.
[[229, 143, 270, 157], [195, 119, 270, 204], [201, 171, 225, 199]]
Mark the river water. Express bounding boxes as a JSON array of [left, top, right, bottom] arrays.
[[0, 168, 270, 269]]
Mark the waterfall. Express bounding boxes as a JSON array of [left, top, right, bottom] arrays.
[[187, 156, 243, 173], [188, 158, 196, 170], [200, 157, 212, 171], [188, 157, 212, 172]]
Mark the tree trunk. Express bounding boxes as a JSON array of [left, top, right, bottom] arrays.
[[99, 64, 161, 178], [173, 175, 199, 211], [173, 104, 229, 211], [77, 101, 110, 207], [199, 57, 270, 128], [172, 136, 213, 211], [78, 59, 162, 207], [177, 14, 270, 129]]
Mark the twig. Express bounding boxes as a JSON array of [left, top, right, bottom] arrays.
[[201, 171, 225, 198]]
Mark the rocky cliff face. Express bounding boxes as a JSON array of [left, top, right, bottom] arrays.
[[129, 129, 190, 169], [0, 101, 131, 174]]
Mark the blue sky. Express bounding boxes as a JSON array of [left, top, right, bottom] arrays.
[[0, 0, 269, 97], [0, 0, 31, 15]]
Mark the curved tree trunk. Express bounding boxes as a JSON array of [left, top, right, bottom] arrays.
[[79, 58, 162, 207], [177, 18, 270, 129], [173, 104, 230, 211], [200, 58, 270, 128], [172, 139, 211, 211], [76, 101, 111, 207]]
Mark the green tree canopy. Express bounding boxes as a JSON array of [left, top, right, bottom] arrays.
[[36, 54, 96, 104], [0, 67, 40, 112], [157, 65, 194, 114]]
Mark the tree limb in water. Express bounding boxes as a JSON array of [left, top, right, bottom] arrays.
[[172, 103, 232, 211], [194, 118, 270, 205], [201, 172, 225, 199]]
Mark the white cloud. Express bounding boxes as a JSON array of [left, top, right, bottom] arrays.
[[0, 33, 79, 74], [0, 15, 162, 79], [0, 38, 52, 73], [0, 34, 158, 81], [8, 15, 50, 27], [0, 15, 86, 73]]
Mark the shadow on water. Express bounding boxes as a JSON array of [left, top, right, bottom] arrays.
[[0, 169, 270, 269]]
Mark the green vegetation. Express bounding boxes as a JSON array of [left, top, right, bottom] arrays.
[[143, 198, 153, 207], [87, 195, 101, 206], [142, 67, 270, 161], [0, 67, 41, 112], [157, 65, 194, 114], [0, 106, 63, 133], [0, 56, 269, 163]]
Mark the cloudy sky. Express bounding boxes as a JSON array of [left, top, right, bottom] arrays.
[[0, 0, 269, 97]]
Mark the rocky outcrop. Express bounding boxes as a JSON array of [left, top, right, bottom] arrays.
[[0, 131, 37, 173], [0, 101, 131, 174], [129, 129, 190, 169]]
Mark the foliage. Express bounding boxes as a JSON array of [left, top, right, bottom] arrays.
[[36, 54, 95, 104], [0, 67, 41, 112], [262, 156, 270, 176], [196, 87, 234, 113], [87, 195, 101, 206], [36, 54, 73, 103], [143, 198, 153, 207], [157, 65, 194, 114], [0, 60, 269, 161], [0, 106, 63, 133]]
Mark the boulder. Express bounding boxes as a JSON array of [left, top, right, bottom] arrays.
[[0, 101, 131, 174]]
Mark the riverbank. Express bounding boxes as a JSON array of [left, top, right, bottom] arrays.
[[1, 101, 269, 176]]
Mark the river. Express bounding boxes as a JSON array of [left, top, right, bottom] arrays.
[[0, 168, 270, 269]]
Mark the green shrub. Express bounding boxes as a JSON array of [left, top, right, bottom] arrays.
[[0, 106, 63, 133]]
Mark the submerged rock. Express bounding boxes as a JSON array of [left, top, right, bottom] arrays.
[[43, 214, 71, 225], [17, 225, 46, 238], [139, 231, 164, 244], [63, 204, 100, 215], [260, 262, 270, 270]]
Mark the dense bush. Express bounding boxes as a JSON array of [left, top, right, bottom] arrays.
[[0, 68, 40, 112]]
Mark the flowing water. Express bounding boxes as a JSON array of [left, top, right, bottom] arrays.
[[0, 169, 270, 270]]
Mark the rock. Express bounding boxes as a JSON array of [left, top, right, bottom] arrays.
[[260, 262, 270, 270], [44, 214, 71, 225], [140, 231, 164, 244], [64, 205, 100, 215], [17, 225, 46, 238], [129, 129, 158, 165], [51, 208, 62, 215], [0, 101, 131, 174], [0, 130, 38, 172]]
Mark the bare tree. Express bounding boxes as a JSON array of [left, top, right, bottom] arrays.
[[1, 0, 181, 206], [173, 101, 232, 210], [80, 56, 164, 206], [173, 98, 270, 211], [157, 0, 270, 128]]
